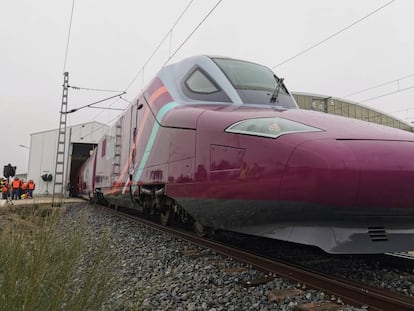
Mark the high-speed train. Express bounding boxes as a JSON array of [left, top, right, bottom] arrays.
[[78, 55, 414, 254]]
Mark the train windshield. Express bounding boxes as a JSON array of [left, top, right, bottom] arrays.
[[212, 58, 297, 109], [213, 58, 277, 91]]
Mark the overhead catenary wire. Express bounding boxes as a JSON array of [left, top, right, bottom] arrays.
[[90, 96, 131, 124], [63, 0, 76, 73], [360, 84, 414, 103], [401, 115, 414, 121], [123, 0, 196, 93], [162, 0, 224, 68], [119, 96, 132, 104], [389, 106, 414, 115], [69, 85, 125, 93], [91, 98, 124, 123], [271, 0, 396, 69], [89, 106, 124, 111], [67, 85, 128, 123], [66, 92, 126, 113], [341, 73, 414, 98]]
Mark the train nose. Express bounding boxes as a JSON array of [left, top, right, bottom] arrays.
[[280, 139, 414, 208]]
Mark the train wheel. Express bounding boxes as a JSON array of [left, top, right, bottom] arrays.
[[193, 221, 207, 237], [160, 206, 173, 226]]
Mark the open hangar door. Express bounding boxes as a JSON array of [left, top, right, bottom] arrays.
[[68, 143, 96, 197]]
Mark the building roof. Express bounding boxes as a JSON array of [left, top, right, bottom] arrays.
[[30, 121, 108, 136], [292, 91, 413, 131]]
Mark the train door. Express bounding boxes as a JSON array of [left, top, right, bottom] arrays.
[[129, 98, 145, 176], [92, 150, 97, 193]]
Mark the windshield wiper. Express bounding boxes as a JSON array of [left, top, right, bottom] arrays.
[[270, 76, 284, 104]]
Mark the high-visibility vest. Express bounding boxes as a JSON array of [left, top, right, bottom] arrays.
[[21, 182, 27, 190], [1, 184, 7, 192], [28, 182, 35, 190], [12, 179, 21, 189]]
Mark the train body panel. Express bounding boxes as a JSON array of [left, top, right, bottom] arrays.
[[77, 55, 414, 254]]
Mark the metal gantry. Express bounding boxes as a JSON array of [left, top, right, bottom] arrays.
[[52, 72, 69, 207]]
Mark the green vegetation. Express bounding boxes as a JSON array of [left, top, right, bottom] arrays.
[[0, 206, 114, 311]]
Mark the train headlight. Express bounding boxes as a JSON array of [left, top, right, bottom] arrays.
[[225, 117, 322, 139]]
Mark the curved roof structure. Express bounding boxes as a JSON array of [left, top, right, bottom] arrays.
[[292, 92, 413, 132]]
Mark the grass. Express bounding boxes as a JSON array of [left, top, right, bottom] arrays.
[[0, 205, 115, 311]]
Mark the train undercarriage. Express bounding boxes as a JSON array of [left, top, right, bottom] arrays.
[[93, 184, 212, 237]]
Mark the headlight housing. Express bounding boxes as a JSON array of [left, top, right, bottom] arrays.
[[225, 117, 322, 139]]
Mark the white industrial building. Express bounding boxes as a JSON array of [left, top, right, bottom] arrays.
[[27, 121, 108, 196]]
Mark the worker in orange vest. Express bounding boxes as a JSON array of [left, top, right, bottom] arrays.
[[12, 177, 22, 200], [27, 180, 35, 198]]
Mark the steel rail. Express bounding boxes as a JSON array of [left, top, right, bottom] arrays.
[[101, 206, 414, 311]]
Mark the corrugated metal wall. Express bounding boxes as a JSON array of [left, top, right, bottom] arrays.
[[292, 93, 413, 132]]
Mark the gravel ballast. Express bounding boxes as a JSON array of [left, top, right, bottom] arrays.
[[60, 204, 378, 310]]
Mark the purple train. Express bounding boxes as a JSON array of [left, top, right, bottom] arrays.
[[78, 55, 414, 254]]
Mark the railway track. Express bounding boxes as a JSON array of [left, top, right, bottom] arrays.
[[100, 205, 414, 311]]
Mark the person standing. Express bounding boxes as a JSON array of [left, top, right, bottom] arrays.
[[27, 179, 35, 198], [12, 177, 21, 200]]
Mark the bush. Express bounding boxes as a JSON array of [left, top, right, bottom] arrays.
[[0, 206, 114, 311]]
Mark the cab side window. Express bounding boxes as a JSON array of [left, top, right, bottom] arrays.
[[186, 69, 219, 94], [182, 67, 231, 102]]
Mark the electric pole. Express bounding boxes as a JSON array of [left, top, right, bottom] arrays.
[[52, 72, 69, 207]]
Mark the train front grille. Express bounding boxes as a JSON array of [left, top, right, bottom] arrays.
[[368, 227, 388, 242]]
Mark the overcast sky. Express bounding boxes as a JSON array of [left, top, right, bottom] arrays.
[[1, 0, 414, 174]]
